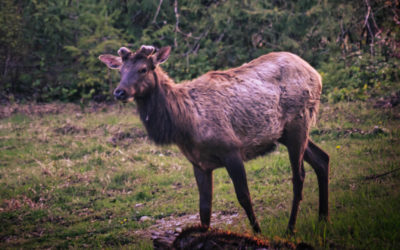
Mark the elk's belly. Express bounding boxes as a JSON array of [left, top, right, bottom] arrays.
[[241, 142, 279, 161]]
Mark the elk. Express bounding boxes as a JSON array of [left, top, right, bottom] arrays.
[[99, 45, 330, 233]]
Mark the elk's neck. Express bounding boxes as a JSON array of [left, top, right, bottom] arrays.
[[135, 68, 193, 145]]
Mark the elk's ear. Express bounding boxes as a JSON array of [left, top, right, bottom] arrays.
[[98, 55, 122, 70], [152, 46, 171, 65]]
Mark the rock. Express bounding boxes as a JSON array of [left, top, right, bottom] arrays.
[[371, 126, 388, 135], [189, 215, 197, 220], [166, 230, 174, 235], [140, 216, 151, 222]]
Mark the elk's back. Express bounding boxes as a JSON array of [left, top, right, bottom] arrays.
[[180, 52, 321, 160]]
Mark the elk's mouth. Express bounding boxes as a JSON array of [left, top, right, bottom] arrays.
[[115, 96, 135, 103], [113, 88, 135, 102], [124, 97, 135, 103]]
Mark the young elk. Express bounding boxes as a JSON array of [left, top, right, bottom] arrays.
[[99, 45, 330, 233]]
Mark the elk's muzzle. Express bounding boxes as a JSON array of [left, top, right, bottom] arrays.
[[114, 88, 128, 101]]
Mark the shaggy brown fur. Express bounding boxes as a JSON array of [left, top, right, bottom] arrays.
[[99, 45, 330, 233], [172, 226, 274, 250], [169, 225, 314, 250]]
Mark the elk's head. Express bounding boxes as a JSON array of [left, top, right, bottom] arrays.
[[99, 45, 171, 101]]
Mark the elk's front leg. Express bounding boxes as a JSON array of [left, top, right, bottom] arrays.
[[193, 166, 213, 228], [224, 152, 261, 233]]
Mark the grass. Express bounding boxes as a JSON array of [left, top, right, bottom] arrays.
[[0, 101, 399, 249]]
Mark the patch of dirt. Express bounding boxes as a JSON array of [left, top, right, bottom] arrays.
[[0, 102, 125, 119], [108, 127, 147, 146], [150, 148, 179, 157], [54, 124, 87, 135], [0, 195, 46, 212], [135, 212, 243, 241], [0, 103, 78, 119], [57, 171, 95, 189]]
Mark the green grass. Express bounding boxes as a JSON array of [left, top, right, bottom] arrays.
[[0, 101, 399, 249]]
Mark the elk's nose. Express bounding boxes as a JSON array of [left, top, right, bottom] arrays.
[[114, 88, 127, 100]]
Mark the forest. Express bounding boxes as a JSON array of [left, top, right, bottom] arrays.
[[0, 0, 399, 103]]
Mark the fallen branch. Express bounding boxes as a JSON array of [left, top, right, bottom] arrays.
[[364, 167, 400, 180]]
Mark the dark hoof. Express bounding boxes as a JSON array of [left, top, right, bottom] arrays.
[[285, 226, 296, 236], [319, 214, 330, 223], [199, 223, 210, 231], [253, 223, 262, 233]]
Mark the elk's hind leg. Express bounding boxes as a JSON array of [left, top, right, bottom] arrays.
[[279, 124, 308, 233], [304, 140, 330, 221]]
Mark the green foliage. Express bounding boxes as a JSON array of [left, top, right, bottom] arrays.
[[320, 54, 400, 102], [0, 0, 24, 95], [0, 0, 399, 102]]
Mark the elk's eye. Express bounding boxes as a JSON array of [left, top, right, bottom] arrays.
[[138, 68, 147, 74]]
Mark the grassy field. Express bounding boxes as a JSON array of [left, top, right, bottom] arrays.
[[0, 101, 399, 249]]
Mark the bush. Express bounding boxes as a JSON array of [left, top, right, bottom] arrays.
[[320, 54, 400, 102]]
